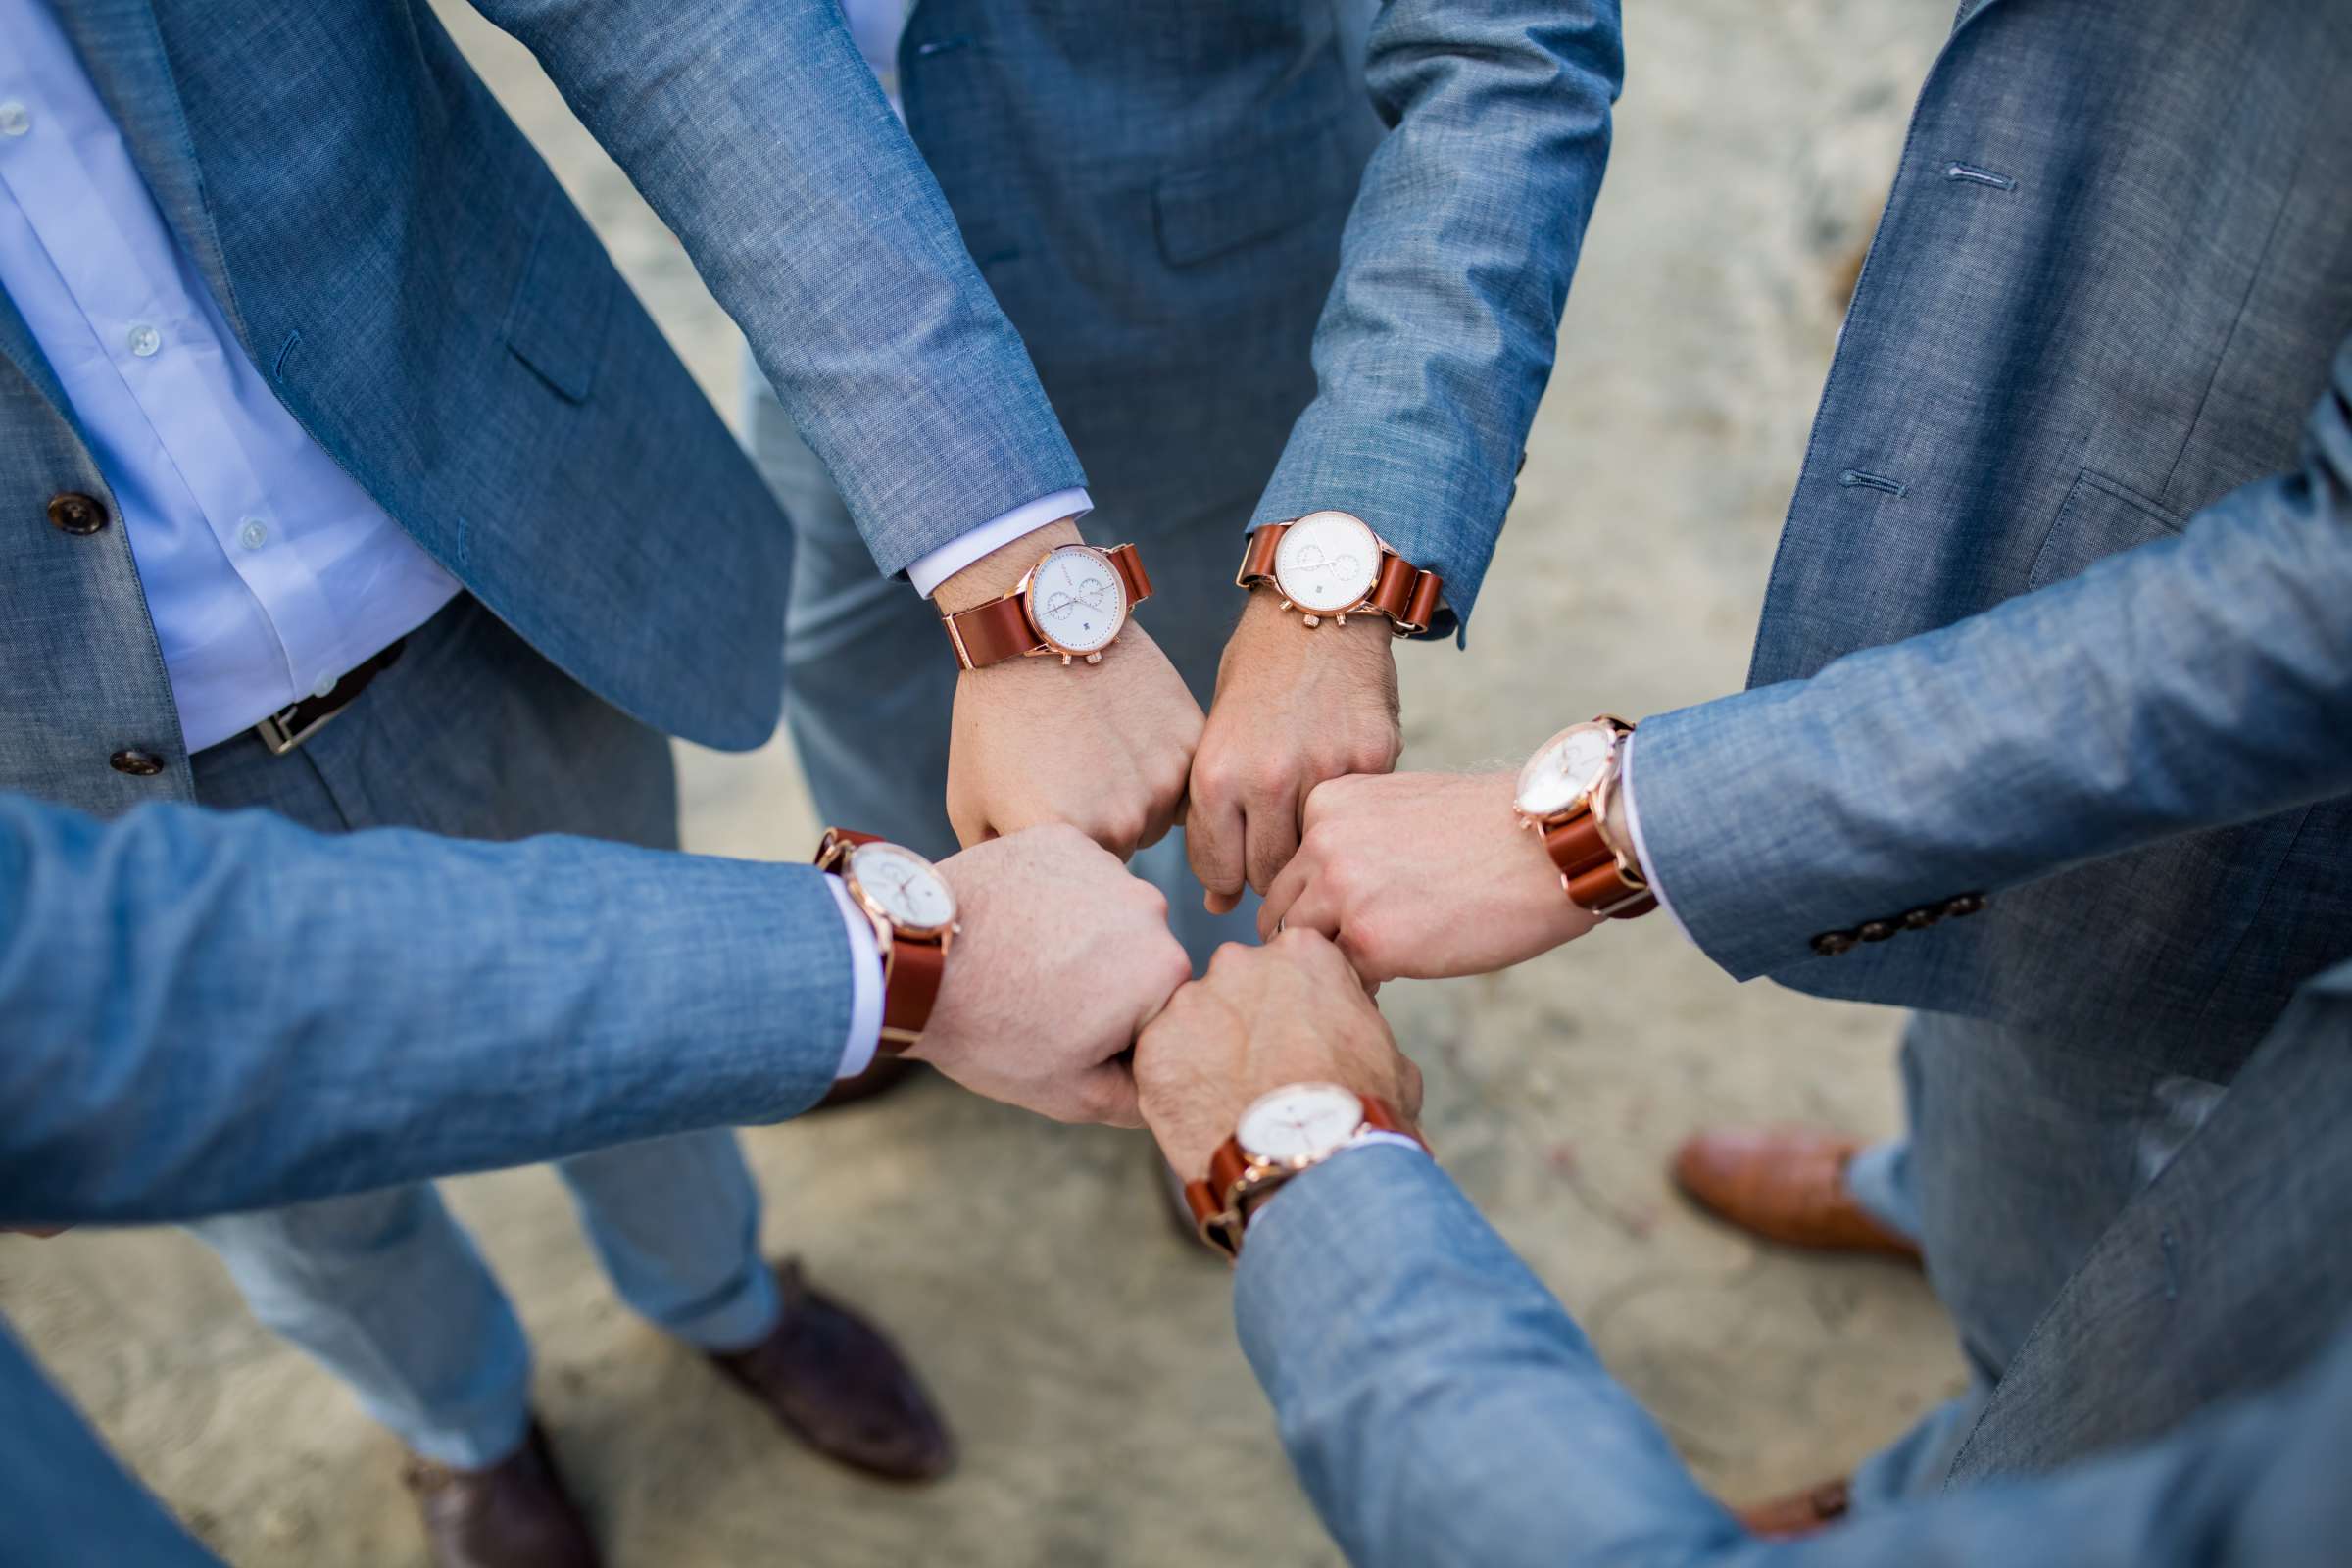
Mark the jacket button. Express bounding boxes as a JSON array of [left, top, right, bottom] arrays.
[[1944, 892, 1987, 918], [47, 491, 109, 534], [1856, 919, 1896, 943], [1811, 929, 1859, 957], [1900, 905, 1942, 930], [109, 749, 166, 776]]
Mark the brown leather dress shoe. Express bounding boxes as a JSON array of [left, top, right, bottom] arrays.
[[1736, 1476, 1851, 1538], [402, 1420, 600, 1568], [1672, 1127, 1920, 1260], [710, 1258, 954, 1482]]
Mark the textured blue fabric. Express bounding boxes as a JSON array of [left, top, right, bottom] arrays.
[[1239, 967, 2352, 1565], [0, 778, 857, 1559], [160, 593, 786, 1464], [891, 0, 1619, 643], [0, 797, 849, 1228], [1632, 0, 2352, 1060]]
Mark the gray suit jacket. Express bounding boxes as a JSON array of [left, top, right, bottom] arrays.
[[1634, 0, 2352, 1063]]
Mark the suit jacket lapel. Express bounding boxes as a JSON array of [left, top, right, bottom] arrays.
[[47, 0, 255, 354], [0, 281, 73, 416]]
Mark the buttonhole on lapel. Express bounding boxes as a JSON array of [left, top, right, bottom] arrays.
[[1944, 163, 2018, 192], [271, 329, 302, 380], [1839, 469, 1908, 498], [454, 514, 471, 570], [2160, 1228, 2180, 1301], [915, 35, 972, 56]]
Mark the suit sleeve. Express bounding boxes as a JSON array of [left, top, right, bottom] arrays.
[[1236, 1144, 2352, 1568], [1250, 0, 1623, 639], [1629, 332, 2352, 980], [462, 0, 1084, 575], [0, 794, 852, 1226]]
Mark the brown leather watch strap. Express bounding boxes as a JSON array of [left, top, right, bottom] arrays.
[[941, 542, 1152, 669], [1366, 555, 1444, 635], [879, 934, 946, 1049], [1542, 813, 1658, 920], [815, 828, 952, 1050], [1105, 541, 1153, 606], [1236, 522, 1286, 587], [942, 593, 1038, 669], [1236, 523, 1442, 634], [1183, 1096, 1423, 1256]]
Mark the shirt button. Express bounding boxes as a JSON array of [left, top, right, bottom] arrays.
[[46, 492, 109, 534], [237, 518, 270, 551], [110, 748, 167, 777], [311, 673, 338, 700], [0, 102, 29, 138], [126, 323, 161, 358]]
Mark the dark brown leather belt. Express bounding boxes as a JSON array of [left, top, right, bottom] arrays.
[[253, 637, 408, 755]]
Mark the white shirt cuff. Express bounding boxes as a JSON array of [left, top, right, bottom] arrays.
[[825, 877, 886, 1080], [904, 488, 1095, 598], [1618, 734, 1696, 948]]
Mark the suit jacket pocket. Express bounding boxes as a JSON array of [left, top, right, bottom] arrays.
[[2028, 469, 2189, 591], [1153, 126, 1361, 269], [501, 190, 616, 405]]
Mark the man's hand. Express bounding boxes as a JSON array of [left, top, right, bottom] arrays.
[[1134, 929, 1422, 1180], [940, 520, 1201, 858], [1188, 590, 1401, 913], [1260, 771, 1597, 984], [909, 824, 1192, 1126]]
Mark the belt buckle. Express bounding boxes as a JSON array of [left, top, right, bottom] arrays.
[[254, 700, 335, 757]]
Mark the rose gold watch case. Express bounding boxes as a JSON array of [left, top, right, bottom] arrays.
[[1236, 514, 1444, 635], [1272, 511, 1384, 620], [840, 840, 961, 945], [1511, 716, 1654, 918], [1018, 542, 1129, 665]]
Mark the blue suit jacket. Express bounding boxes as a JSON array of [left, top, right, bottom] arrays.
[[1239, 970, 2352, 1566], [0, 788, 859, 1562], [1633, 0, 2352, 1060], [1, 0, 1618, 818]]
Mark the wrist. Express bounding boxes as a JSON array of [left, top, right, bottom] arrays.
[[934, 517, 1083, 613]]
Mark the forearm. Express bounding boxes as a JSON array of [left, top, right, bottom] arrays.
[[1254, 0, 1623, 635], [1636, 343, 2352, 978], [0, 797, 850, 1224], [1237, 1146, 1741, 1568], [468, 0, 1082, 572], [1236, 1145, 2352, 1568]]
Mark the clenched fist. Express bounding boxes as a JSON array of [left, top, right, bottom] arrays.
[[1259, 771, 1597, 984], [1134, 929, 1422, 1182], [913, 824, 1193, 1126], [1187, 590, 1401, 913], [939, 520, 1201, 858]]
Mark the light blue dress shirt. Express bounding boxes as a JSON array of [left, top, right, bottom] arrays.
[[0, 0, 460, 753]]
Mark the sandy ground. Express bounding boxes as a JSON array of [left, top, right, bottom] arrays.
[[3, 4, 1970, 1563]]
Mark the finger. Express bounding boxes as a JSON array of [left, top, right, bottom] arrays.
[[1280, 877, 1344, 943], [1185, 777, 1248, 911], [1242, 779, 1303, 898], [1259, 846, 1315, 943]]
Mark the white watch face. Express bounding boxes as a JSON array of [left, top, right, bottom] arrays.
[[1515, 722, 1617, 818], [1273, 512, 1382, 614], [1027, 544, 1128, 655], [1237, 1082, 1366, 1163], [849, 842, 957, 934]]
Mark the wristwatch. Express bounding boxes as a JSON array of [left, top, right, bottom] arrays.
[[1236, 511, 1442, 634], [1512, 715, 1657, 920], [814, 828, 959, 1051], [1183, 1082, 1426, 1259], [940, 540, 1153, 669]]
